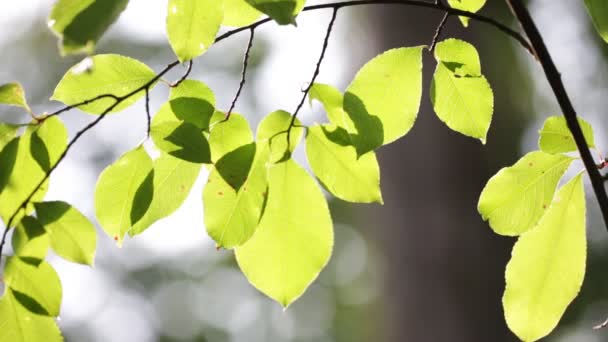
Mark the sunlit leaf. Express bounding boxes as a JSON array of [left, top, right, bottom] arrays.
[[204, 143, 268, 248], [244, 0, 305, 25], [236, 159, 333, 307], [51, 54, 156, 114], [223, 0, 262, 27], [151, 121, 211, 163], [35, 201, 97, 266], [308, 83, 354, 133], [447, 0, 487, 27], [49, 0, 129, 55], [0, 123, 20, 151], [0, 289, 62, 342], [95, 145, 153, 245], [478, 151, 574, 236], [12, 216, 49, 262], [538, 115, 595, 154], [345, 47, 423, 154], [431, 39, 493, 143], [503, 174, 586, 342], [585, 0, 608, 43], [209, 113, 253, 162], [166, 0, 223, 62], [0, 83, 29, 109], [130, 153, 201, 236], [306, 124, 382, 204], [0, 117, 67, 226], [257, 110, 303, 162], [4, 257, 62, 317]]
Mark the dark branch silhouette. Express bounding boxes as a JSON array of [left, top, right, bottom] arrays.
[[429, 12, 450, 52], [225, 27, 256, 120]]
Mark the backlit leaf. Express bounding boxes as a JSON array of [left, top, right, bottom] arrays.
[[95, 145, 153, 245], [4, 257, 62, 317], [11, 216, 49, 262], [35, 201, 97, 266], [0, 83, 29, 109], [166, 0, 223, 62], [257, 110, 304, 162], [538, 116, 595, 154], [151, 121, 211, 163], [209, 113, 253, 162], [585, 0, 608, 43], [49, 0, 129, 55], [0, 289, 62, 342], [447, 0, 487, 27], [308, 83, 354, 133], [345, 47, 423, 154], [51, 54, 156, 114], [236, 159, 333, 307], [431, 39, 493, 143], [306, 124, 382, 204], [0, 123, 20, 151], [223, 0, 262, 27], [478, 151, 574, 236], [244, 0, 305, 25], [503, 174, 586, 342]]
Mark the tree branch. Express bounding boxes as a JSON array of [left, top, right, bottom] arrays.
[[504, 0, 608, 231], [429, 12, 450, 52], [170, 60, 193, 88], [225, 27, 256, 120]]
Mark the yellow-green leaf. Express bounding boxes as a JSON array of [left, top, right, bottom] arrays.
[[585, 0, 608, 43], [208, 113, 253, 162], [11, 216, 49, 262], [308, 83, 354, 133], [478, 151, 574, 236], [0, 289, 62, 342], [223, 0, 262, 27], [0, 83, 29, 109], [244, 0, 305, 25], [236, 159, 333, 307], [151, 121, 211, 163], [503, 174, 586, 342], [257, 110, 304, 163], [166, 0, 223, 62], [447, 0, 487, 27], [538, 115, 595, 154]]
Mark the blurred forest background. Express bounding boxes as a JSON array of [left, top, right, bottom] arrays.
[[1, 0, 608, 341]]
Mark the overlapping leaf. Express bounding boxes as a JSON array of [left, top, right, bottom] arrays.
[[49, 0, 129, 55], [0, 83, 29, 110], [35, 201, 97, 266], [431, 39, 493, 143], [585, 0, 608, 43], [223, 0, 262, 27], [257, 110, 304, 162], [503, 174, 586, 342], [309, 83, 354, 133], [478, 151, 573, 236], [52, 54, 156, 114], [166, 0, 223, 62], [244, 0, 305, 25], [538, 116, 595, 154], [209, 113, 253, 162], [151, 121, 211, 163], [447, 0, 487, 27], [236, 159, 333, 307], [11, 216, 49, 262], [0, 289, 62, 342]]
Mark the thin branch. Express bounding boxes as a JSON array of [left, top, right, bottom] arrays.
[[145, 87, 151, 138], [429, 12, 450, 52], [226, 27, 256, 120], [214, 0, 534, 56], [0, 61, 180, 260], [594, 317, 608, 330], [170, 60, 193, 88], [504, 0, 608, 231], [46, 94, 120, 119]]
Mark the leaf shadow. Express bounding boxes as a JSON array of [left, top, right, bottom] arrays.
[[216, 143, 256, 191], [131, 169, 154, 226], [343, 92, 384, 156], [169, 97, 215, 130]]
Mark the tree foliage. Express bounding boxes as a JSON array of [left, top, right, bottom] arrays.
[[0, 1, 607, 341]]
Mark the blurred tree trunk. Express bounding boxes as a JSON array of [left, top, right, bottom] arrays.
[[358, 3, 533, 341]]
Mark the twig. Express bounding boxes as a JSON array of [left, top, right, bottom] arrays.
[[0, 61, 180, 260], [429, 12, 450, 52], [145, 87, 151, 138], [214, 0, 534, 56], [504, 0, 608, 232], [46, 94, 120, 118], [170, 60, 193, 88], [225, 27, 256, 120], [286, 8, 339, 149], [594, 317, 608, 330]]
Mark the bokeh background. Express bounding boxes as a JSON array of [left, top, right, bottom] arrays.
[[1, 0, 608, 341]]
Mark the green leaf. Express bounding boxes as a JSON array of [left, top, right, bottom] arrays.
[[345, 47, 423, 154], [0, 83, 29, 109], [447, 0, 487, 27], [204, 143, 269, 248], [4, 257, 62, 317], [538, 116, 595, 154], [49, 0, 129, 55], [51, 54, 156, 114], [223, 0, 262, 27], [34, 201, 97, 266], [257, 110, 304, 163], [11, 216, 49, 262], [166, 0, 223, 62], [503, 174, 586, 342], [585, 0, 608, 43], [235, 159, 333, 307], [308, 83, 354, 133], [0, 123, 20, 151], [478, 151, 574, 236], [431, 39, 493, 143], [0, 289, 62, 342], [209, 113, 253, 162], [244, 0, 305, 25], [0, 117, 68, 226], [130, 153, 201, 236], [306, 124, 382, 204], [151, 121, 211, 163], [95, 145, 153, 245]]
